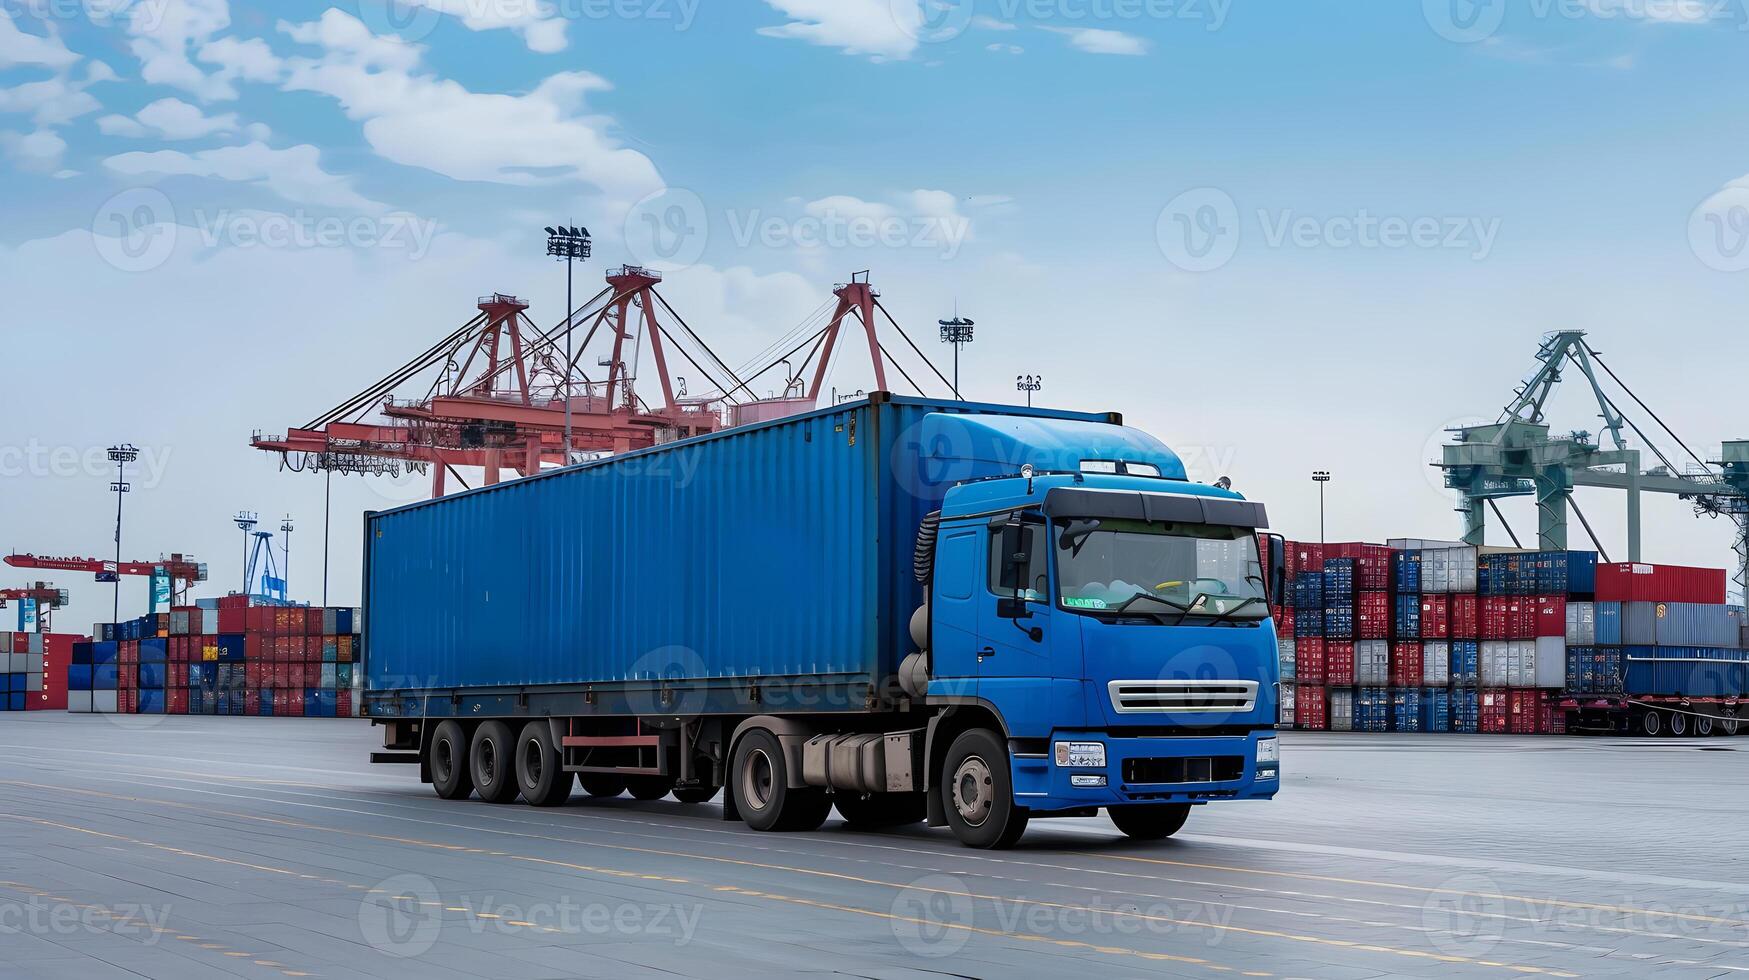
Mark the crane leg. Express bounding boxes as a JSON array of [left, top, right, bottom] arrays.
[[1460, 495, 1486, 547], [1535, 473, 1569, 552]]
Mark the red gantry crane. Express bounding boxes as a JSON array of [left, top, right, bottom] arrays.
[[5, 553, 208, 608], [252, 266, 954, 497], [0, 583, 69, 632]]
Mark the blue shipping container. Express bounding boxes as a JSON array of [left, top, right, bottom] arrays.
[[67, 664, 93, 690], [1324, 606, 1355, 640], [1595, 602, 1622, 645], [1420, 688, 1451, 732], [1392, 688, 1424, 732], [365, 396, 1125, 705], [1450, 640, 1480, 685], [1566, 551, 1598, 595], [1355, 686, 1390, 732], [1322, 560, 1355, 602], [1622, 647, 1747, 698], [138, 663, 167, 689], [1392, 551, 1421, 594], [1452, 688, 1480, 733], [1394, 594, 1421, 639]]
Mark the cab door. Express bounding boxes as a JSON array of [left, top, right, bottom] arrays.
[[977, 520, 1058, 717], [926, 525, 983, 698]]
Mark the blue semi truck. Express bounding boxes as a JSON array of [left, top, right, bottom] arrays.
[[363, 394, 1284, 848]]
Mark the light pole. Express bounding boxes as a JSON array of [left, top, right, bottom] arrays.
[[938, 315, 974, 398], [234, 511, 258, 595], [280, 515, 294, 601], [106, 444, 138, 624], [545, 224, 592, 465], [1016, 374, 1042, 408], [1312, 470, 1332, 546]]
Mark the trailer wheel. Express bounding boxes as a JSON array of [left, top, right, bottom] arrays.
[[1695, 714, 1716, 737], [834, 791, 926, 829], [1723, 710, 1741, 737], [941, 729, 1028, 849], [733, 728, 830, 832], [626, 776, 674, 801], [1637, 709, 1662, 737], [1666, 711, 1689, 738], [515, 722, 573, 807], [1108, 803, 1192, 841], [429, 720, 474, 800], [470, 721, 520, 804], [579, 773, 627, 798], [673, 785, 719, 804]]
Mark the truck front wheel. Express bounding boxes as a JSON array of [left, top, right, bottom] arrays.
[[1108, 803, 1192, 841], [515, 722, 574, 807], [429, 720, 474, 800], [470, 721, 520, 804], [941, 729, 1028, 849], [733, 728, 830, 832]]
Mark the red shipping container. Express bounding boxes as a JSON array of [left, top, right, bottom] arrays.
[[1356, 592, 1391, 639], [247, 606, 268, 634], [1419, 595, 1450, 639], [1278, 605, 1295, 637], [289, 694, 305, 717], [1534, 596, 1566, 638], [246, 662, 263, 687], [1297, 638, 1327, 684], [1595, 562, 1726, 605], [290, 663, 307, 688], [1479, 597, 1509, 640], [1390, 642, 1423, 688], [1480, 689, 1511, 733], [245, 690, 260, 715], [244, 633, 261, 661], [172, 664, 188, 687], [338, 635, 354, 662], [1510, 601, 1536, 640], [220, 593, 248, 609], [337, 690, 353, 717], [219, 608, 245, 634], [8, 633, 24, 653], [1508, 689, 1542, 734], [118, 664, 136, 690], [1294, 543, 1326, 578], [1295, 685, 1328, 730], [28, 633, 77, 711], [167, 687, 188, 714], [1540, 693, 1567, 736], [1450, 593, 1479, 638], [1325, 641, 1356, 685]]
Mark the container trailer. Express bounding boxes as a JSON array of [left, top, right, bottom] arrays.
[[362, 394, 1286, 849]]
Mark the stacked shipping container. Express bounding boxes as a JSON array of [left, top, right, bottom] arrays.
[[1276, 541, 1744, 735], [66, 596, 363, 717], [0, 631, 77, 711]]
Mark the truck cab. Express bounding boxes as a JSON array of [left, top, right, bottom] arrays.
[[915, 413, 1282, 846]]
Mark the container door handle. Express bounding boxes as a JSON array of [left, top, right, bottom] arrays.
[[977, 646, 996, 660]]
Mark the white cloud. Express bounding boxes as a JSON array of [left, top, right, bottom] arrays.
[[198, 36, 284, 84], [758, 0, 922, 61], [127, 0, 239, 100], [1581, 0, 1715, 22], [0, 8, 79, 70], [1, 128, 68, 170], [102, 142, 386, 212], [805, 193, 898, 223], [972, 14, 1019, 31], [97, 113, 149, 137], [1039, 26, 1151, 56], [275, 10, 662, 204], [99, 97, 265, 141], [986, 43, 1024, 55], [398, 0, 570, 53], [0, 74, 102, 126]]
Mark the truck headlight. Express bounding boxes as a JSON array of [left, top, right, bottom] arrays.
[[1054, 741, 1106, 768], [1257, 738, 1279, 764]]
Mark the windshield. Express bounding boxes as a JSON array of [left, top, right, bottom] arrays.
[[1055, 517, 1268, 620]]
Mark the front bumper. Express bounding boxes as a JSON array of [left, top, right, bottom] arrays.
[[1010, 730, 1279, 813]]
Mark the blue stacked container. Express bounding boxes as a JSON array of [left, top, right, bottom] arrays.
[[1452, 688, 1480, 733], [1394, 594, 1421, 639], [1450, 640, 1480, 685], [1392, 551, 1421, 594], [1420, 688, 1452, 732], [1392, 688, 1424, 732]]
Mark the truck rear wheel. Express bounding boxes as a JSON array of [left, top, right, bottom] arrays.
[[1666, 711, 1689, 738], [834, 791, 926, 829], [515, 721, 574, 807], [470, 721, 520, 804], [1108, 803, 1192, 841], [579, 773, 627, 798], [733, 728, 830, 832], [1695, 714, 1716, 738], [626, 776, 674, 801], [941, 729, 1028, 849], [429, 720, 474, 800], [1638, 709, 1663, 737]]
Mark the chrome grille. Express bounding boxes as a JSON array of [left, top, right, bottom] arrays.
[[1108, 680, 1259, 714]]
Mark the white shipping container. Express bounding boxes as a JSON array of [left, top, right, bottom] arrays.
[[26, 673, 42, 692], [1355, 640, 1391, 686], [1510, 640, 1537, 687], [1330, 689, 1355, 732], [6, 653, 25, 673], [1422, 641, 1451, 686], [1481, 641, 1515, 687], [1279, 684, 1297, 726], [1278, 638, 1296, 681], [1421, 546, 1479, 594], [1388, 538, 1469, 550], [1565, 602, 1596, 645], [67, 691, 93, 713], [92, 690, 118, 713], [26, 633, 43, 655], [1534, 636, 1566, 689]]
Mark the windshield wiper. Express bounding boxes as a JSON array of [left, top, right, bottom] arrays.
[[1199, 596, 1266, 629], [1110, 591, 1194, 625]]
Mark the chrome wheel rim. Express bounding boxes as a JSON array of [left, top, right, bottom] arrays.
[[742, 748, 775, 811], [952, 755, 995, 827]]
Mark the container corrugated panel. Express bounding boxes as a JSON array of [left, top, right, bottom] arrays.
[[1355, 686, 1390, 732], [1452, 688, 1479, 733], [1533, 636, 1565, 689], [1621, 647, 1747, 698], [1565, 601, 1595, 645], [1353, 640, 1390, 686], [365, 396, 1117, 701], [1295, 684, 1327, 730], [1329, 688, 1355, 731], [1596, 563, 1728, 604], [1420, 687, 1451, 732], [1391, 688, 1423, 732], [1422, 640, 1450, 685], [1277, 638, 1295, 681], [1620, 602, 1742, 648], [1392, 551, 1421, 594], [1321, 560, 1355, 602], [1566, 551, 1598, 595], [1450, 640, 1479, 685], [1393, 594, 1420, 639]]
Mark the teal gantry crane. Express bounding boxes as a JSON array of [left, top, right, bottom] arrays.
[[1438, 330, 1749, 599]]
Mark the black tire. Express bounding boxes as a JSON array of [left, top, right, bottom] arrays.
[[940, 728, 1028, 849], [1639, 709, 1663, 737], [429, 720, 474, 801], [1108, 803, 1192, 841], [1666, 711, 1688, 738], [579, 773, 628, 798], [732, 728, 831, 832], [470, 721, 520, 804], [834, 791, 927, 829], [626, 776, 674, 801], [515, 721, 574, 807], [1723, 710, 1741, 737], [673, 785, 719, 804], [1696, 714, 1716, 738]]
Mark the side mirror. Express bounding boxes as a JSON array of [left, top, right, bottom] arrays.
[[1264, 533, 1287, 607], [996, 596, 1032, 620], [997, 521, 1035, 596]]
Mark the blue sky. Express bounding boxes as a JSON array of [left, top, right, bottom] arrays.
[[5, 0, 1749, 624]]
